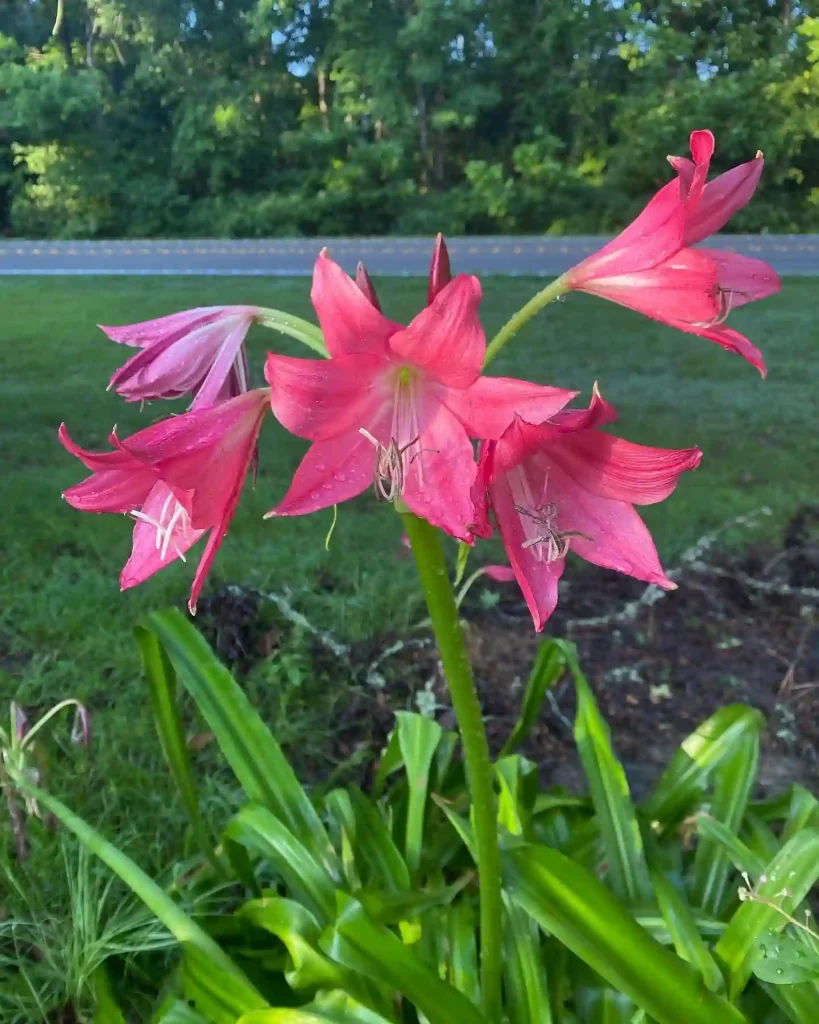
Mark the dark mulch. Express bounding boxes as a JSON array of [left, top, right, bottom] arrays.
[[198, 508, 819, 798]]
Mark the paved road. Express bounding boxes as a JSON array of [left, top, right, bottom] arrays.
[[0, 235, 817, 276]]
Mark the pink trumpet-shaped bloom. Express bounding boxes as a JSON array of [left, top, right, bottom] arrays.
[[265, 251, 577, 541], [104, 306, 260, 408], [474, 387, 701, 630], [564, 130, 779, 375], [59, 389, 269, 612]]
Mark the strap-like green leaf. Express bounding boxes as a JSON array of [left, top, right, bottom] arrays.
[[504, 843, 746, 1024], [225, 804, 338, 924], [448, 899, 480, 1010], [321, 894, 488, 1024], [238, 897, 388, 1013], [146, 609, 337, 878], [154, 1000, 210, 1024], [346, 787, 410, 892], [781, 785, 819, 845], [650, 869, 725, 993], [563, 643, 651, 903], [500, 639, 567, 758], [715, 828, 819, 999], [696, 815, 767, 877], [395, 712, 443, 874], [642, 705, 764, 830], [92, 963, 127, 1024], [256, 308, 328, 357], [690, 727, 760, 915], [239, 990, 395, 1023], [136, 625, 219, 874], [19, 784, 266, 1015], [502, 894, 552, 1024]]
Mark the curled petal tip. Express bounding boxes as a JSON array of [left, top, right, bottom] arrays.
[[755, 150, 763, 160], [318, 246, 330, 259]]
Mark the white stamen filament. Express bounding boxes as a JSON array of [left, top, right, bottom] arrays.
[[130, 492, 192, 562]]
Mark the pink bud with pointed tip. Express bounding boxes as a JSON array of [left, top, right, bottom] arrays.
[[355, 262, 382, 311], [428, 234, 452, 305]]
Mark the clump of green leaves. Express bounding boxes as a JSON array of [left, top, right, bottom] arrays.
[[9, 611, 819, 1022]]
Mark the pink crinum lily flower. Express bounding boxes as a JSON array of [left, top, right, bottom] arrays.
[[59, 389, 269, 612], [473, 387, 701, 630], [264, 250, 577, 541], [104, 306, 259, 408], [564, 130, 780, 375]]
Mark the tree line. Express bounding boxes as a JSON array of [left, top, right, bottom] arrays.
[[0, 0, 817, 239]]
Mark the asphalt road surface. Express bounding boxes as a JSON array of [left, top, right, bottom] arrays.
[[0, 235, 817, 276]]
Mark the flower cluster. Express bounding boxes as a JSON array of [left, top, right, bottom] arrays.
[[60, 131, 779, 627]]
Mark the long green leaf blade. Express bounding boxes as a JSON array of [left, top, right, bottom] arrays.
[[502, 893, 553, 1024], [147, 609, 337, 877], [500, 639, 567, 758], [564, 643, 651, 903], [321, 894, 487, 1024], [225, 804, 337, 923], [650, 869, 725, 993], [643, 705, 764, 830], [395, 712, 442, 874], [136, 625, 218, 874], [504, 844, 746, 1024], [239, 990, 394, 1023], [690, 726, 760, 915]]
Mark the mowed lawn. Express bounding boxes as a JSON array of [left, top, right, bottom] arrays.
[[0, 274, 815, 864]]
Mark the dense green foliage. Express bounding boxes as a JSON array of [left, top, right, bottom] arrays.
[[7, 617, 819, 1020], [1, 1, 818, 238]]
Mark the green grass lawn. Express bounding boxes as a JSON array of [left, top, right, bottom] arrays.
[[1, 274, 816, 874]]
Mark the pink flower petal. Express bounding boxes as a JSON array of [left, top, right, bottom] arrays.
[[554, 384, 618, 432], [484, 564, 516, 583], [546, 461, 674, 588], [667, 319, 767, 376], [389, 275, 485, 389], [63, 468, 156, 513], [265, 352, 391, 441], [190, 315, 256, 409], [267, 428, 380, 518], [441, 377, 578, 440], [100, 307, 228, 348], [58, 423, 141, 472], [489, 468, 565, 631], [120, 483, 206, 591], [570, 179, 684, 282], [311, 252, 401, 358], [401, 401, 478, 542], [551, 433, 702, 505], [583, 247, 719, 325], [708, 250, 782, 307], [470, 441, 495, 540], [682, 154, 764, 246]]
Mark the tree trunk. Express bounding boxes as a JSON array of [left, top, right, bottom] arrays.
[[318, 67, 330, 131]]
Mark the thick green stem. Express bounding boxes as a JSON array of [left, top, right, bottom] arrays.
[[483, 274, 569, 368], [401, 512, 502, 1023]]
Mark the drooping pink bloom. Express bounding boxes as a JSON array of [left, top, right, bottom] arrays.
[[265, 251, 576, 541], [59, 389, 269, 612], [474, 386, 701, 630], [564, 131, 779, 375], [104, 306, 260, 408]]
